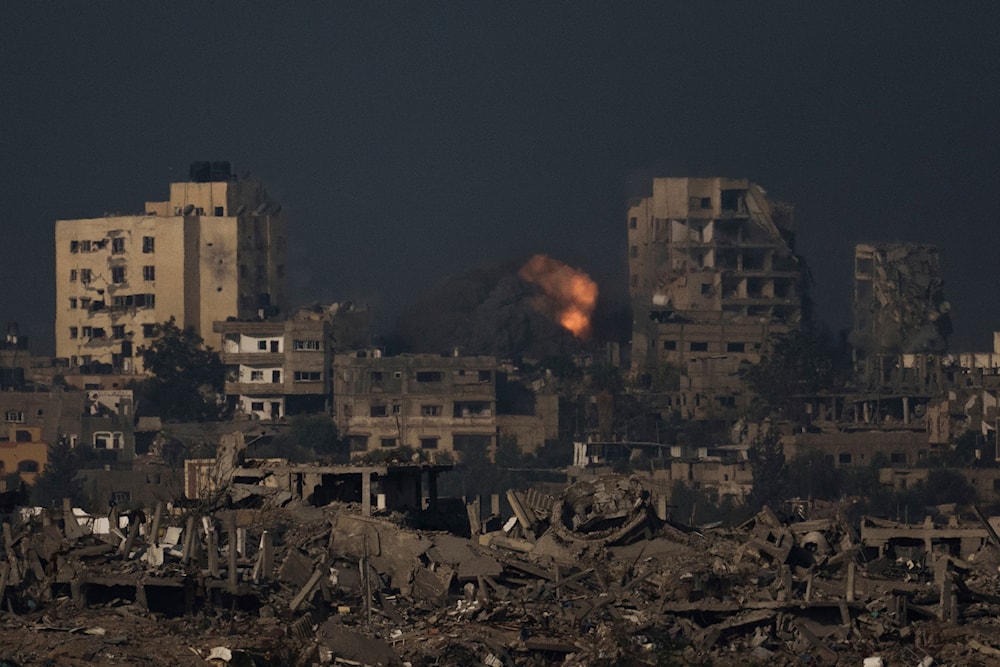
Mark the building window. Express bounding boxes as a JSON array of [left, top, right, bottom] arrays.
[[370, 405, 387, 417], [629, 217, 637, 229], [142, 236, 155, 253], [215, 206, 224, 216], [4, 411, 24, 423], [250, 370, 264, 381], [371, 371, 384, 383], [91, 328, 106, 339], [112, 325, 125, 339], [143, 265, 155, 281], [82, 326, 93, 338], [80, 240, 91, 252], [17, 460, 39, 474], [111, 266, 126, 284], [70, 240, 79, 253], [662, 340, 676, 350], [70, 269, 77, 282], [415, 371, 443, 383], [94, 431, 124, 450], [250, 401, 265, 411], [839, 452, 852, 465], [142, 323, 155, 338], [630, 245, 638, 258], [80, 269, 92, 284], [272, 370, 281, 383], [69, 327, 78, 339], [293, 371, 322, 382], [690, 342, 708, 352], [726, 342, 746, 353], [391, 404, 401, 414], [479, 370, 492, 383], [421, 405, 443, 416], [890, 451, 907, 464], [380, 437, 397, 448], [111, 237, 125, 254], [420, 437, 439, 450], [258, 340, 267, 351], [69, 297, 77, 309], [293, 340, 322, 351], [454, 402, 491, 417]]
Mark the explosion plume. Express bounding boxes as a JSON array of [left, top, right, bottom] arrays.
[[518, 254, 599, 339]]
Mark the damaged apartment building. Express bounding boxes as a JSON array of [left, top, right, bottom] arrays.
[[628, 177, 802, 418], [853, 242, 953, 385], [333, 353, 499, 459], [212, 308, 332, 421], [212, 302, 373, 422], [54, 161, 287, 373]]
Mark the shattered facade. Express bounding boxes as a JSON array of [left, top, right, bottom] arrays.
[[628, 178, 802, 416], [55, 161, 287, 372], [213, 312, 331, 421], [853, 243, 952, 364], [334, 353, 498, 458]]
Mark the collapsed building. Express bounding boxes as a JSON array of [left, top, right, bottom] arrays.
[[627, 177, 803, 419], [5, 467, 1000, 665], [853, 243, 953, 374]]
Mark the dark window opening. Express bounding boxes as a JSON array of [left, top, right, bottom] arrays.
[[415, 371, 442, 383], [370, 405, 387, 417], [690, 342, 708, 352], [420, 437, 439, 450], [726, 342, 746, 353]]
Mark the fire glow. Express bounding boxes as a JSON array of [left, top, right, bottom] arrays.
[[518, 254, 599, 339]]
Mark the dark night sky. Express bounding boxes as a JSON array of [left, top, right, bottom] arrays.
[[3, 3, 999, 354]]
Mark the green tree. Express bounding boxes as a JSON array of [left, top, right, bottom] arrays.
[[137, 318, 225, 422], [747, 423, 788, 512], [254, 414, 351, 464], [32, 439, 98, 508]]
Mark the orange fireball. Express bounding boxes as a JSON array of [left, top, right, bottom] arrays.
[[519, 255, 599, 339]]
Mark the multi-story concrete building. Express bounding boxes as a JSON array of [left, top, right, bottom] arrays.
[[55, 161, 287, 372], [333, 353, 497, 459], [213, 310, 332, 421], [853, 242, 951, 363], [627, 177, 802, 416]]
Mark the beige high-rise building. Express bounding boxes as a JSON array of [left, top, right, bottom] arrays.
[[627, 177, 802, 416], [55, 162, 287, 371]]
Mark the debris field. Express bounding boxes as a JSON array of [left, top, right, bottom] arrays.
[[3, 474, 1000, 666]]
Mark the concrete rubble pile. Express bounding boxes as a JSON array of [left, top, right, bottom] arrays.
[[3, 476, 1000, 665]]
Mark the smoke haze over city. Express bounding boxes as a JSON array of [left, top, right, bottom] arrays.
[[3, 3, 999, 352]]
